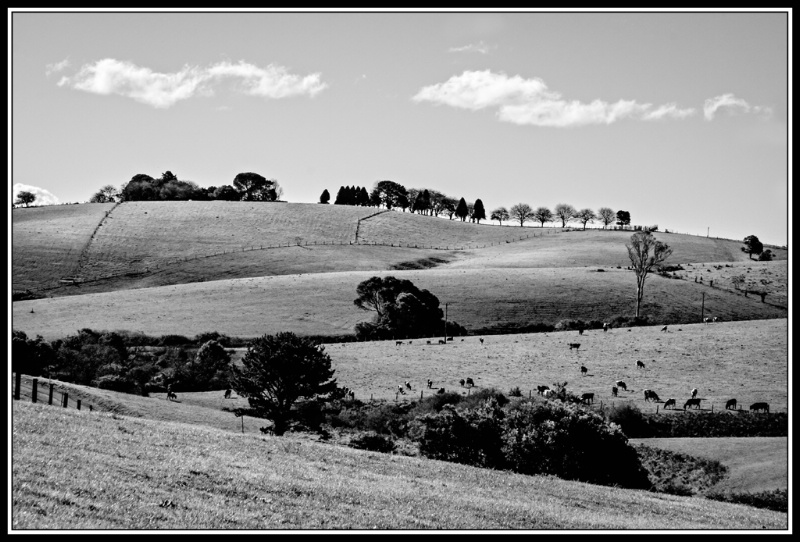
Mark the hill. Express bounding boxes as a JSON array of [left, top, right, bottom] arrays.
[[11, 401, 787, 530]]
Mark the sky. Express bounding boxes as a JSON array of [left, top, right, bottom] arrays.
[[9, 8, 791, 246]]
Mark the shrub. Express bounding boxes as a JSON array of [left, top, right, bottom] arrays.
[[461, 388, 509, 409], [508, 386, 523, 397], [705, 489, 787, 513], [348, 432, 397, 454], [94, 374, 137, 394], [758, 250, 773, 261], [157, 334, 192, 346], [604, 403, 658, 438]]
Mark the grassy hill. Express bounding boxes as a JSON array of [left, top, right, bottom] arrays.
[[11, 400, 787, 530]]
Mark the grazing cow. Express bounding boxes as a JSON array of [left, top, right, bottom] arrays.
[[611, 386, 618, 397], [750, 402, 769, 413], [438, 339, 446, 344], [437, 388, 445, 395], [726, 398, 737, 410], [543, 389, 556, 399], [578, 329, 584, 335], [581, 392, 594, 404], [713, 317, 720, 323], [569, 343, 581, 350], [459, 379, 466, 387], [643, 389, 660, 402], [395, 341, 403, 346], [603, 322, 610, 332], [405, 381, 412, 390], [537, 385, 550, 395], [691, 388, 698, 399], [580, 365, 588, 376], [224, 389, 232, 399], [465, 377, 475, 387], [663, 398, 676, 409], [426, 340, 431, 345], [661, 325, 668, 333], [167, 390, 177, 401], [397, 385, 405, 395], [615, 380, 627, 391], [636, 360, 645, 369], [703, 317, 711, 325], [684, 398, 702, 410], [447, 337, 453, 341], [348, 391, 355, 400], [427, 379, 433, 389], [479, 338, 484, 345], [408, 341, 413, 345]]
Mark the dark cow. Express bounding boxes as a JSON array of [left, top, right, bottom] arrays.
[[643, 389, 660, 402], [426, 340, 431, 345], [569, 343, 581, 350], [578, 329, 584, 335], [660, 325, 668, 333], [603, 322, 610, 332], [167, 390, 177, 401], [750, 402, 769, 413], [438, 339, 446, 344], [437, 387, 445, 395], [395, 341, 403, 346], [459, 379, 466, 387], [537, 385, 550, 395], [615, 380, 627, 391], [405, 381, 412, 390], [636, 360, 645, 369], [224, 389, 232, 399], [663, 398, 676, 409], [543, 389, 556, 399], [611, 386, 618, 397], [581, 392, 594, 405], [580, 365, 588, 376], [427, 379, 433, 389], [725, 398, 737, 410], [479, 338, 484, 345], [691, 388, 698, 399], [465, 377, 475, 387], [397, 385, 406, 395], [684, 398, 702, 410]]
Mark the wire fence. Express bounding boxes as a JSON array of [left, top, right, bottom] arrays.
[[12, 373, 98, 413]]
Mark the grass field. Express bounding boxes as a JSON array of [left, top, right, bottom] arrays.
[[11, 401, 788, 530]]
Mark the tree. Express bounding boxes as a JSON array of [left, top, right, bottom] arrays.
[[233, 172, 278, 202], [373, 180, 409, 210], [189, 340, 232, 390], [759, 249, 773, 261], [626, 232, 673, 318], [319, 189, 330, 204], [213, 185, 240, 201], [441, 197, 457, 220], [616, 210, 631, 227], [533, 206, 553, 228], [230, 332, 337, 436], [490, 207, 509, 225], [455, 197, 469, 222], [357, 186, 370, 206], [90, 184, 119, 203], [575, 208, 597, 230], [554, 203, 576, 228], [15, 191, 36, 207], [742, 235, 764, 260], [472, 199, 486, 224], [509, 203, 534, 227], [598, 207, 615, 229]]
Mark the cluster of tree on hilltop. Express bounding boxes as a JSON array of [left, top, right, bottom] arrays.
[[90, 171, 283, 203]]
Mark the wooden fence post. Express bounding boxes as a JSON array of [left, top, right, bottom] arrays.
[[31, 378, 38, 403], [62, 392, 68, 408], [89, 405, 93, 412], [77, 400, 81, 410], [241, 416, 244, 434], [420, 390, 423, 400], [14, 373, 21, 400], [49, 383, 55, 405]]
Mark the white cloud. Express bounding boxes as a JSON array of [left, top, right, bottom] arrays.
[[448, 41, 494, 54], [45, 58, 70, 77], [56, 58, 328, 108], [413, 70, 696, 128], [13, 183, 60, 206], [703, 93, 772, 121]]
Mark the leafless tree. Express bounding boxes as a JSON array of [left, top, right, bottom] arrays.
[[490, 207, 510, 225], [554, 203, 576, 227], [509, 203, 534, 227], [626, 231, 673, 318], [533, 206, 553, 227], [598, 207, 615, 229], [575, 208, 597, 230]]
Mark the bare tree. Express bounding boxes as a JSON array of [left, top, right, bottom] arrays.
[[509, 203, 534, 227], [598, 207, 615, 229], [626, 232, 673, 318], [554, 203, 576, 227], [490, 206, 509, 225], [575, 208, 597, 230], [533, 206, 553, 227]]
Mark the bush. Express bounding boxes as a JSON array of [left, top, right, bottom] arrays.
[[508, 386, 523, 397], [461, 388, 509, 409], [758, 250, 773, 261], [157, 334, 192, 346], [348, 432, 397, 454], [705, 489, 787, 513], [94, 374, 137, 394], [604, 403, 658, 438]]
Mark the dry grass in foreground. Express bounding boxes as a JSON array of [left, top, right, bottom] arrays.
[[11, 401, 787, 531]]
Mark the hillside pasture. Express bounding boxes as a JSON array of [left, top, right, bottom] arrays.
[[11, 203, 115, 291], [671, 260, 788, 309], [12, 266, 787, 341], [11, 401, 788, 530]]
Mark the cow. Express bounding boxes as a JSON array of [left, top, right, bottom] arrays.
[[636, 360, 645, 369], [603, 322, 610, 332], [537, 385, 550, 395], [703, 317, 711, 325], [167, 390, 177, 401], [224, 389, 232, 399], [395, 340, 403, 346], [348, 390, 355, 401], [580, 365, 588, 376], [437, 387, 445, 395], [684, 398, 702, 410], [691, 388, 698, 399], [465, 377, 475, 387], [643, 389, 660, 402], [611, 386, 618, 397], [713, 317, 720, 323], [726, 398, 737, 410], [405, 381, 412, 390], [661, 325, 668, 333], [427, 379, 433, 389], [426, 340, 431, 345], [750, 402, 769, 413], [408, 341, 413, 345], [397, 385, 406, 395], [438, 339, 446, 344], [581, 392, 594, 404], [459, 379, 466, 387], [447, 337, 454, 341], [543, 389, 556, 399], [479, 338, 484, 345], [615, 380, 627, 391], [569, 343, 581, 350], [578, 329, 584, 335], [663, 398, 676, 409]]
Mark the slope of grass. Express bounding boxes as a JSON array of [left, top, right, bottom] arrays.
[[672, 260, 787, 309], [11, 203, 116, 291], [11, 401, 787, 530], [12, 266, 787, 341]]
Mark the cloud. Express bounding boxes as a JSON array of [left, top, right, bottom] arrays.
[[448, 41, 494, 54], [45, 58, 70, 77], [13, 183, 60, 206], [413, 70, 697, 127], [703, 93, 773, 120], [56, 58, 328, 108]]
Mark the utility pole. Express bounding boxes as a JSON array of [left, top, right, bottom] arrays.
[[707, 227, 709, 238], [701, 292, 705, 322], [444, 302, 448, 342]]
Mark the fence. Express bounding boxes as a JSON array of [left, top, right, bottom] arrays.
[[12, 373, 97, 412]]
